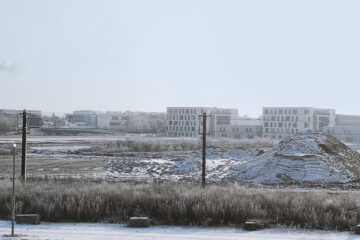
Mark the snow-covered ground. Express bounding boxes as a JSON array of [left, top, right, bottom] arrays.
[[1, 134, 360, 185], [0, 221, 357, 240]]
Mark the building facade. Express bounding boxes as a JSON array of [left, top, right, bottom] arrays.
[[324, 114, 360, 143], [166, 107, 238, 137], [66, 110, 98, 127], [215, 117, 262, 139], [262, 107, 335, 139]]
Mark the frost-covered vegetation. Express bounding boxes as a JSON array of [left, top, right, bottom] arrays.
[[0, 180, 359, 230], [86, 137, 277, 153]]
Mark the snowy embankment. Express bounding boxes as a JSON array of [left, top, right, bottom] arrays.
[[0, 221, 355, 240]]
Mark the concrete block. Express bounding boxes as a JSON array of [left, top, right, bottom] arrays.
[[129, 217, 150, 227], [244, 221, 258, 231], [355, 224, 360, 234], [16, 214, 41, 225]]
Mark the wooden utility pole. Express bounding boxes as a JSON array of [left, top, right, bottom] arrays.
[[21, 110, 27, 184], [201, 112, 207, 188], [11, 143, 16, 237]]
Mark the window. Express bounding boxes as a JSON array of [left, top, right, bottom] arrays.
[[264, 122, 269, 127], [293, 109, 298, 114], [304, 123, 308, 128], [278, 122, 283, 127], [279, 109, 283, 114], [264, 109, 269, 114]]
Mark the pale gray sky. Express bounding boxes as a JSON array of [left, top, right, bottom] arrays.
[[1, 0, 359, 117]]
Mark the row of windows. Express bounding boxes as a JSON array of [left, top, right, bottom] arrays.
[[265, 122, 298, 128], [167, 126, 197, 132], [264, 128, 299, 134], [263, 116, 312, 122], [168, 132, 197, 137], [168, 121, 197, 126], [264, 122, 309, 128], [264, 108, 311, 115], [168, 108, 208, 115], [219, 127, 255, 133], [168, 115, 197, 120]]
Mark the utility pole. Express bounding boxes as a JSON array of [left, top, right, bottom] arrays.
[[11, 143, 16, 237], [21, 110, 27, 184], [201, 112, 206, 188]]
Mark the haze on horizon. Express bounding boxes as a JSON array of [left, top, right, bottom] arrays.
[[1, 0, 360, 117]]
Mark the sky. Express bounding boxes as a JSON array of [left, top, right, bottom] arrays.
[[1, 0, 360, 117]]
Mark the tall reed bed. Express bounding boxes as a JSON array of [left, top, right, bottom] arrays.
[[0, 180, 359, 230]]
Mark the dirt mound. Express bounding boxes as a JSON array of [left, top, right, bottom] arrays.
[[173, 148, 261, 175], [227, 133, 360, 184]]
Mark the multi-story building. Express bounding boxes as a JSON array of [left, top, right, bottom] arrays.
[[66, 110, 97, 127], [262, 107, 335, 139], [215, 117, 262, 139], [0, 109, 42, 130], [324, 114, 360, 143], [166, 107, 238, 137]]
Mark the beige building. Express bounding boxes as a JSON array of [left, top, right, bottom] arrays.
[[262, 107, 335, 139], [166, 107, 238, 137]]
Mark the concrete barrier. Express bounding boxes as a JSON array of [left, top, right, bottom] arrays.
[[129, 217, 150, 227], [16, 214, 41, 225], [355, 224, 360, 234], [244, 221, 258, 231]]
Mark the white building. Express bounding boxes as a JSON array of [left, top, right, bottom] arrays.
[[96, 114, 112, 129], [324, 114, 360, 143], [262, 107, 335, 139], [215, 117, 262, 139], [166, 107, 238, 137]]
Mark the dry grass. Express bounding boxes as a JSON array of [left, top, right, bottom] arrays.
[[86, 137, 277, 153], [0, 180, 359, 230]]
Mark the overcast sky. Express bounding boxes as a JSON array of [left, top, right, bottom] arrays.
[[1, 0, 359, 117]]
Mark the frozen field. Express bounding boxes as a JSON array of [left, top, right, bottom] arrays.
[[1, 134, 360, 186], [0, 221, 358, 240]]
